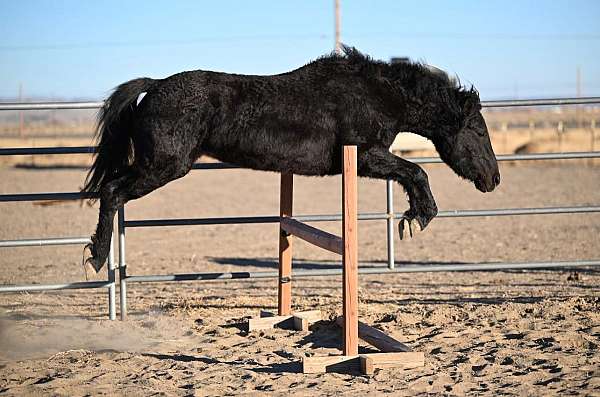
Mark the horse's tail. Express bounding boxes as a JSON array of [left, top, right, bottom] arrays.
[[82, 77, 155, 198]]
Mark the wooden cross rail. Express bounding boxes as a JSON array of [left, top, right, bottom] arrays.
[[248, 310, 322, 332], [334, 317, 412, 353], [280, 218, 343, 255], [248, 145, 423, 375]]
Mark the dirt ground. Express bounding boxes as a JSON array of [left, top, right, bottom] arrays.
[[0, 161, 599, 396]]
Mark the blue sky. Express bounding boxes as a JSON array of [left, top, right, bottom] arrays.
[[1, 1, 599, 100]]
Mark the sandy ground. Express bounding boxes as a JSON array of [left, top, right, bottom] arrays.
[[0, 161, 599, 396]]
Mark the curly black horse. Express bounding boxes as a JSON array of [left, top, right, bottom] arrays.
[[82, 46, 500, 271]]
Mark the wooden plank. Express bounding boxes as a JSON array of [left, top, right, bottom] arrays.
[[248, 315, 293, 331], [293, 316, 308, 331], [342, 145, 359, 356], [260, 310, 275, 318], [303, 355, 361, 374], [251, 310, 321, 331], [292, 310, 322, 331], [335, 317, 412, 353], [359, 352, 424, 375], [293, 310, 322, 323], [280, 217, 343, 255], [278, 172, 294, 316]]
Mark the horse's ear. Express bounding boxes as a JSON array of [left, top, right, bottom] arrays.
[[459, 89, 481, 116]]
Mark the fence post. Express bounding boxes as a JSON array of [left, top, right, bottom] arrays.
[[557, 121, 564, 153], [591, 119, 596, 135], [502, 122, 508, 153], [278, 173, 294, 316], [591, 119, 596, 167], [118, 206, 127, 320], [107, 236, 116, 320], [529, 119, 535, 142], [342, 145, 358, 356], [386, 179, 395, 269]]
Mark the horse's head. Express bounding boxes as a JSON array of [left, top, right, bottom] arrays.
[[434, 89, 500, 193]]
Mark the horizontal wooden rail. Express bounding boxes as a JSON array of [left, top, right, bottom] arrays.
[[280, 217, 343, 255]]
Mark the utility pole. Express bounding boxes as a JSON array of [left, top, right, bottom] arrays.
[[334, 0, 342, 54]]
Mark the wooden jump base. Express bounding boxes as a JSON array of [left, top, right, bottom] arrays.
[[248, 146, 424, 374]]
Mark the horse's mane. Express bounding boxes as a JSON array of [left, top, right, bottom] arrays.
[[311, 45, 479, 102]]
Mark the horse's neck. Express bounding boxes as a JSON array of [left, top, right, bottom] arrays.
[[401, 82, 455, 143]]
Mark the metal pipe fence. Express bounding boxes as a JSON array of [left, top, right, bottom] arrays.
[[1, 97, 599, 110], [122, 259, 600, 284], [0, 235, 117, 319], [1, 96, 599, 320], [0, 237, 91, 248]]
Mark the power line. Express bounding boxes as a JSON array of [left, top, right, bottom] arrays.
[[1, 32, 599, 52], [0, 33, 330, 51]]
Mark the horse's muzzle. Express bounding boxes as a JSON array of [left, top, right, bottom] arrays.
[[475, 171, 500, 192]]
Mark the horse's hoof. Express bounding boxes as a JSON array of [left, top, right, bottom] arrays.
[[398, 217, 422, 240], [82, 243, 104, 273], [398, 218, 412, 240], [84, 257, 104, 273], [410, 219, 421, 235]]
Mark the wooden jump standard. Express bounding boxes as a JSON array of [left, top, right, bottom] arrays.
[[248, 146, 424, 374]]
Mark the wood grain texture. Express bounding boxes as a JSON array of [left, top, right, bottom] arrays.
[[248, 315, 294, 331], [359, 352, 425, 374], [302, 355, 361, 374], [280, 218, 343, 255], [334, 317, 412, 353], [292, 310, 322, 331], [342, 145, 359, 356], [250, 310, 321, 331], [292, 310, 322, 323], [278, 172, 294, 316]]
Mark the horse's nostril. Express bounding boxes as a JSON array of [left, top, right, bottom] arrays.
[[493, 173, 501, 186]]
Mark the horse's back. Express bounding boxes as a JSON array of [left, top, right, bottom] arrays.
[[133, 68, 344, 175]]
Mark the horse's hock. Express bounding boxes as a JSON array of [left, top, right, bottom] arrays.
[[246, 146, 424, 375]]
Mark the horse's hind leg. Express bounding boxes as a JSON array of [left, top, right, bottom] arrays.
[[86, 107, 211, 271], [86, 159, 194, 271], [85, 175, 126, 272]]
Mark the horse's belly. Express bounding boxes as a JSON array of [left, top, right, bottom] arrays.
[[202, 130, 337, 176]]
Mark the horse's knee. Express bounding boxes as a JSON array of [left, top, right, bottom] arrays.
[[412, 166, 430, 188]]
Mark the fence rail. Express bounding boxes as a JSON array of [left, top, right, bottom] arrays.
[[121, 259, 600, 284], [1, 146, 599, 162], [0, 236, 91, 248], [1, 97, 599, 111], [120, 205, 600, 229], [1, 97, 600, 320]]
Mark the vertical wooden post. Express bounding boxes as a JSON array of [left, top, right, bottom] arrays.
[[342, 146, 358, 356], [278, 172, 294, 316]]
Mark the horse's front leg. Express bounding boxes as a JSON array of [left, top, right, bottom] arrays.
[[358, 147, 438, 239]]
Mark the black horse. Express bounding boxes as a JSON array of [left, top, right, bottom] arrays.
[[82, 46, 500, 271]]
